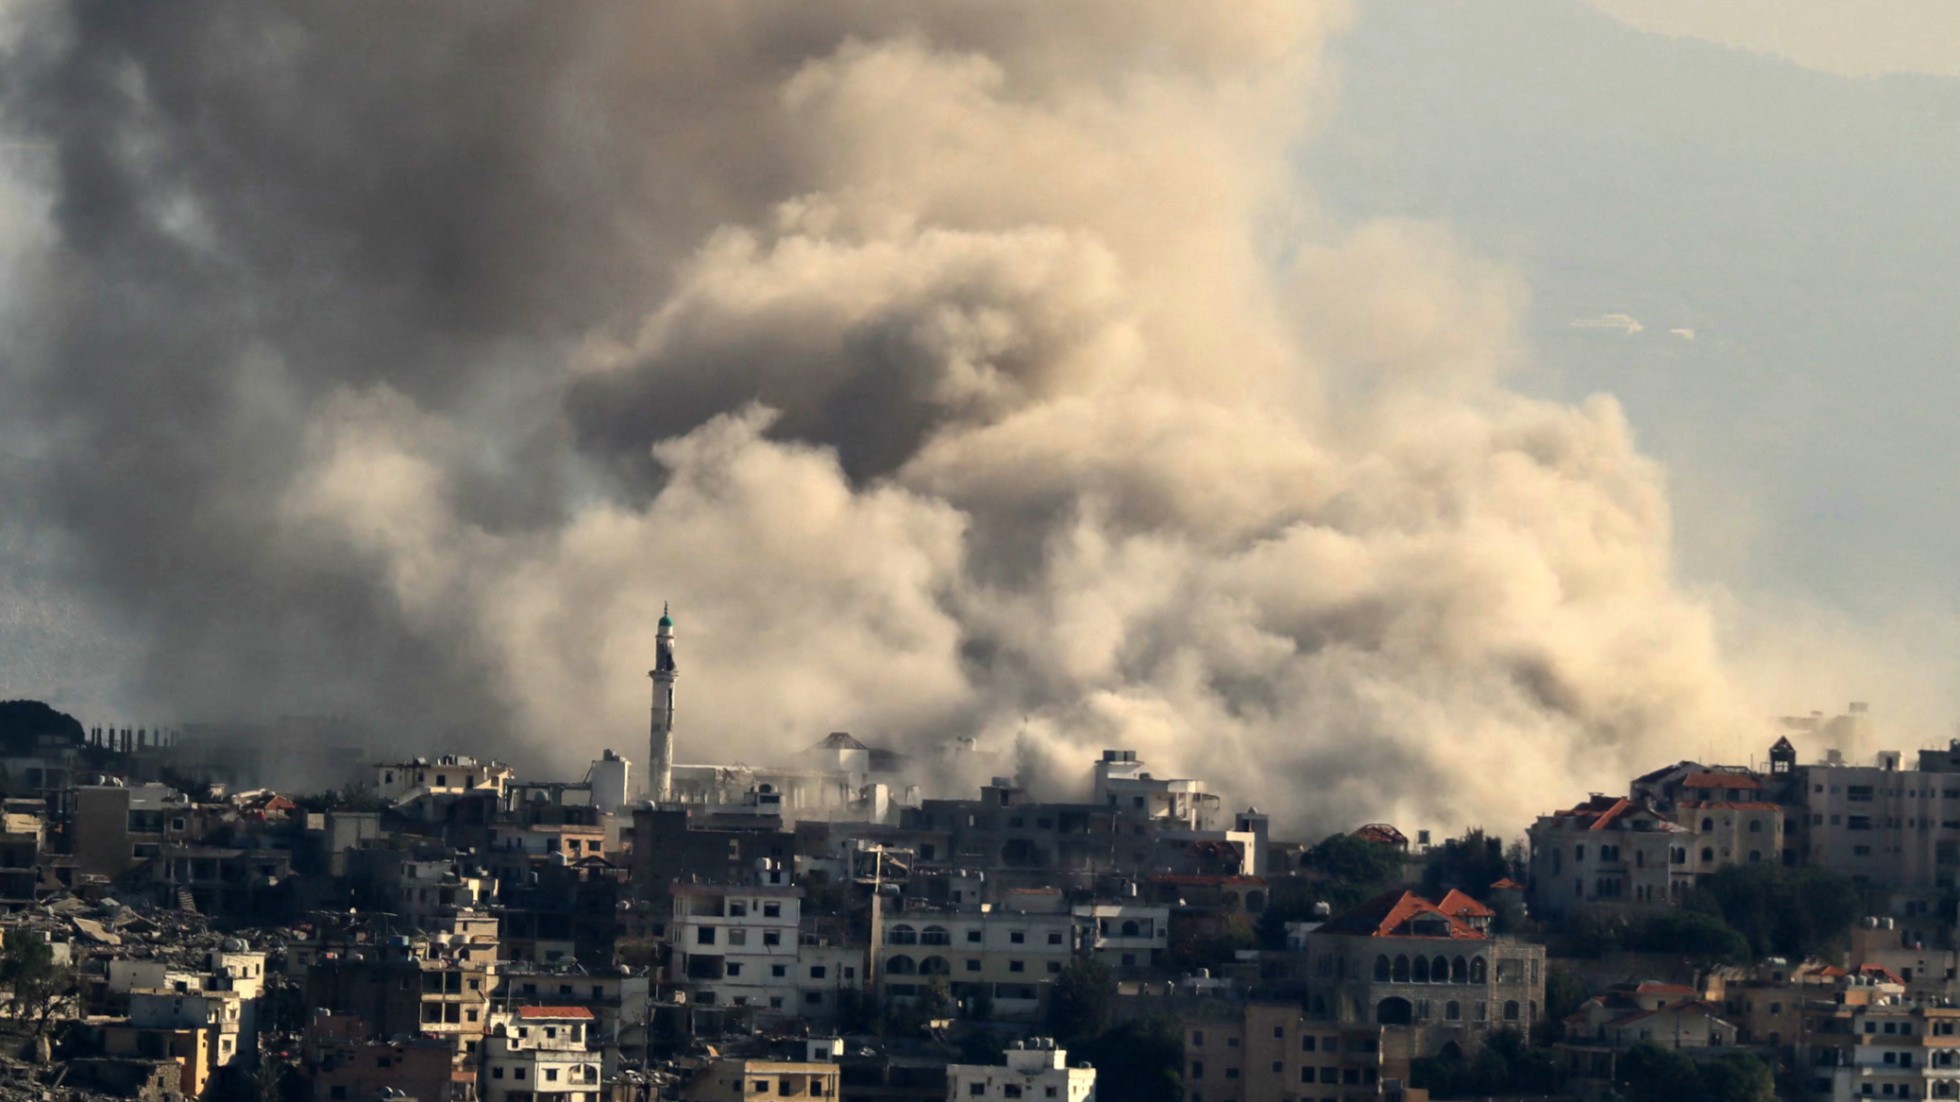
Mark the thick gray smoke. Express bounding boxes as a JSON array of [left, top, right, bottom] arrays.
[[0, 2, 1768, 831]]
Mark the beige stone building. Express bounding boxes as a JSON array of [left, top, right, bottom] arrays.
[[1301, 891, 1544, 1058], [1184, 1002, 1410, 1102]]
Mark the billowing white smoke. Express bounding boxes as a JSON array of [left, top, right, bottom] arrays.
[[275, 2, 1757, 832], [5, 2, 1769, 832]]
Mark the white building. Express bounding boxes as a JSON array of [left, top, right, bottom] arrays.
[[375, 755, 514, 819], [946, 1038, 1096, 1102], [482, 1006, 603, 1102], [667, 874, 804, 1022], [1091, 750, 1219, 830], [1071, 903, 1169, 970]]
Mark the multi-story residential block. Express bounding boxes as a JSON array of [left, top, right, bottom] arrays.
[[377, 754, 515, 821], [300, 1009, 455, 1102], [1798, 998, 1960, 1101], [1184, 1002, 1409, 1102], [668, 878, 805, 1022], [946, 1038, 1096, 1102], [499, 965, 651, 1074], [481, 1006, 603, 1102], [1073, 902, 1170, 971], [1302, 890, 1545, 1057], [879, 900, 1078, 1022]]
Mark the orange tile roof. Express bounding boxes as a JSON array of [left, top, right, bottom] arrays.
[[1488, 877, 1523, 891], [1437, 889, 1495, 919], [515, 1006, 594, 1020], [1317, 890, 1486, 940]]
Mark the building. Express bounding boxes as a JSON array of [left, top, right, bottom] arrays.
[[681, 1048, 844, 1101], [481, 1006, 603, 1102], [1302, 890, 1545, 1058], [1184, 1003, 1409, 1102], [1798, 999, 1960, 1101], [667, 876, 805, 1023], [946, 1038, 1096, 1102], [879, 900, 1079, 1022], [1073, 902, 1170, 971], [300, 1009, 456, 1102]]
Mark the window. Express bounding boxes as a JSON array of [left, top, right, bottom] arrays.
[[1301, 1036, 1316, 1052], [727, 963, 742, 976], [810, 966, 826, 979], [728, 928, 748, 946], [966, 960, 981, 972], [764, 931, 781, 947], [1011, 931, 1026, 944], [729, 901, 748, 917], [1191, 1061, 1205, 1079], [967, 930, 982, 944], [1010, 960, 1025, 972], [698, 927, 717, 946], [763, 903, 781, 918], [1191, 1031, 1205, 1046], [1048, 932, 1063, 945]]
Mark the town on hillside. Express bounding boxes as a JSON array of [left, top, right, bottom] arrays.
[[0, 637, 1944, 1102]]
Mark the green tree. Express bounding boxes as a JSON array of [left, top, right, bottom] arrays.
[[1303, 833, 1405, 887], [0, 935, 71, 1037], [1046, 955, 1115, 1047], [1420, 829, 1516, 899], [1625, 909, 1751, 963], [1074, 1016, 1184, 1102], [1691, 864, 1861, 960]]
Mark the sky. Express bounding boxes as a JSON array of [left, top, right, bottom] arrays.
[[0, 2, 1956, 831]]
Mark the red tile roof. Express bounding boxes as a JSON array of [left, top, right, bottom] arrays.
[[1316, 890, 1487, 940], [1633, 982, 1697, 996], [1488, 877, 1523, 891], [1437, 889, 1495, 919], [515, 1006, 594, 1020]]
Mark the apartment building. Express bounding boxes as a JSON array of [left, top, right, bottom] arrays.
[[481, 1006, 603, 1102], [1184, 1003, 1407, 1102], [667, 879, 804, 1022], [945, 1038, 1095, 1102], [879, 902, 1078, 1022], [1799, 999, 1960, 1101]]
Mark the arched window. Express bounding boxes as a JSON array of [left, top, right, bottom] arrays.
[[1748, 819, 1763, 833], [1393, 955, 1411, 983], [1121, 920, 1141, 938], [1433, 956, 1449, 984], [887, 954, 917, 975], [1374, 955, 1391, 982], [921, 925, 950, 946], [920, 956, 951, 975], [888, 925, 918, 946], [1700, 847, 1714, 863], [1469, 957, 1487, 983], [1701, 817, 1714, 832], [1451, 956, 1467, 983], [1446, 1001, 1461, 1021], [1413, 956, 1430, 983], [1504, 1000, 1520, 1021]]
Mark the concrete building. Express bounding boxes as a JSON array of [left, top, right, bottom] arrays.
[[681, 1051, 843, 1101], [879, 901, 1079, 1022], [376, 754, 515, 821], [1183, 1003, 1408, 1102], [481, 1006, 603, 1102], [1072, 902, 1170, 971], [71, 781, 193, 881], [667, 876, 805, 1022], [1092, 750, 1220, 830], [1302, 890, 1545, 1058], [1798, 999, 1960, 1101], [946, 1038, 1096, 1102]]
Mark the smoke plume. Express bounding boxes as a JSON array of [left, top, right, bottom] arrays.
[[0, 2, 1768, 831]]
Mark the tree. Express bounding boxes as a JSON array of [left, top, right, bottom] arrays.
[[1303, 833, 1405, 887], [0, 934, 71, 1037], [1420, 829, 1516, 900], [1691, 864, 1861, 960], [1625, 909, 1751, 963], [1618, 1043, 1774, 1102], [1074, 1016, 1184, 1102], [1046, 955, 1114, 1047]]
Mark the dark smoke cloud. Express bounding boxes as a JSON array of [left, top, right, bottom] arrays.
[[1, 1, 1774, 831]]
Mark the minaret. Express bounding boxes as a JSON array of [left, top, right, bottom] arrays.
[[648, 604, 678, 803]]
